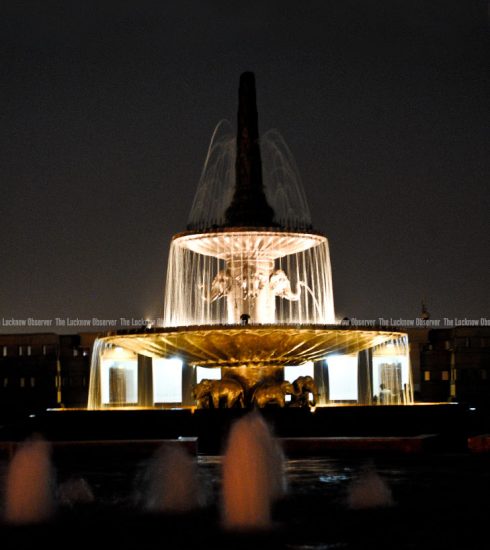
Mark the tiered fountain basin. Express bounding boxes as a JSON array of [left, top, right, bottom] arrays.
[[87, 324, 413, 410], [93, 325, 405, 368], [173, 229, 325, 259], [164, 229, 335, 328]]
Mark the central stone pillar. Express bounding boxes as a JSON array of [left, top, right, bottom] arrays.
[[225, 71, 276, 227]]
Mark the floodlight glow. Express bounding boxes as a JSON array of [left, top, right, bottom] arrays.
[[326, 354, 358, 401], [153, 358, 183, 403]]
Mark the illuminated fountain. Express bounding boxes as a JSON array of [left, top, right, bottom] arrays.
[[87, 72, 413, 409]]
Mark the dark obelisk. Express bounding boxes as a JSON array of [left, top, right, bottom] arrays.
[[224, 72, 276, 227]]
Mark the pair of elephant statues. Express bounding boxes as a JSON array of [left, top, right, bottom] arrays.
[[191, 375, 319, 409]]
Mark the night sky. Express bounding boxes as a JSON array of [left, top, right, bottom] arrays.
[[1, 1, 489, 332]]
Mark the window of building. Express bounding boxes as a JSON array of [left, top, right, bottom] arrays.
[[73, 349, 79, 357], [18, 346, 23, 356], [2, 346, 7, 357], [42, 345, 47, 355], [424, 371, 431, 381], [3, 378, 8, 387], [441, 371, 449, 381], [27, 345, 32, 356], [30, 377, 35, 387], [458, 369, 468, 381], [20, 377, 25, 388]]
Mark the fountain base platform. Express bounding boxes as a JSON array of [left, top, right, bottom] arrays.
[[0, 404, 470, 454]]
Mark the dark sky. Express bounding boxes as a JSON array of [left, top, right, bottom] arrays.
[[1, 0, 489, 332]]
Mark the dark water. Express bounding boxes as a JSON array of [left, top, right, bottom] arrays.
[[0, 451, 489, 548]]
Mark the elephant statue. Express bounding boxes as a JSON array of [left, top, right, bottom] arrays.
[[202, 269, 232, 303], [290, 375, 319, 407], [239, 264, 268, 300], [192, 378, 245, 409], [251, 380, 295, 408], [191, 379, 213, 409], [269, 269, 301, 301]]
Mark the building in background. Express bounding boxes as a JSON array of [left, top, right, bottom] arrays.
[[0, 332, 98, 418], [405, 328, 430, 400], [420, 327, 490, 405]]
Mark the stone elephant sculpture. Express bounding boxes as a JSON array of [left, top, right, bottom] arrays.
[[237, 263, 268, 300], [202, 269, 232, 303], [192, 378, 245, 409], [251, 380, 295, 408], [290, 375, 319, 407], [269, 269, 301, 301]]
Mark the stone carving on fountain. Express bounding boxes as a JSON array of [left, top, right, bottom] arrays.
[[290, 376, 319, 408], [192, 376, 318, 409], [192, 378, 245, 409], [251, 380, 295, 408], [204, 266, 301, 305]]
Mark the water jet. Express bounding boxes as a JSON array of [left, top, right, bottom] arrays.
[[346, 466, 394, 509], [221, 411, 285, 529], [142, 444, 203, 513], [4, 437, 55, 524]]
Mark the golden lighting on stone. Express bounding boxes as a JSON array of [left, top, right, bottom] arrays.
[[96, 326, 405, 368]]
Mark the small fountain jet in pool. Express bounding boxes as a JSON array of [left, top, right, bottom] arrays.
[[4, 437, 56, 524], [222, 411, 285, 529], [88, 73, 413, 409]]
